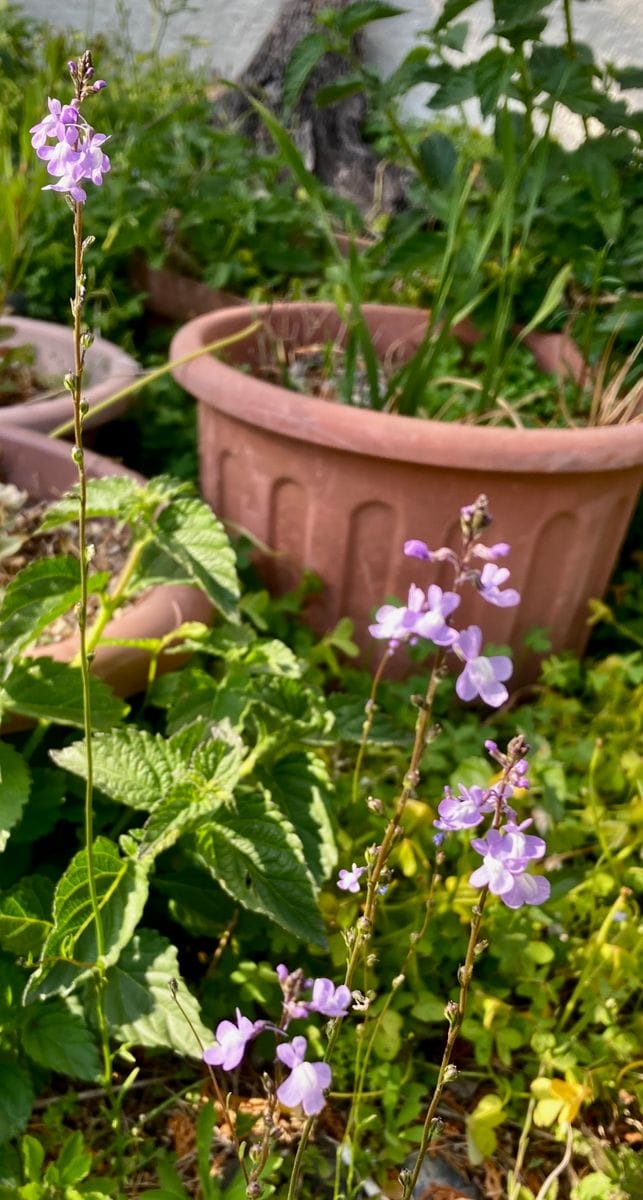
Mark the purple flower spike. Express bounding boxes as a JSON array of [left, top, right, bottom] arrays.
[[455, 626, 512, 708], [469, 824, 549, 909], [203, 1008, 264, 1071], [337, 863, 366, 893], [276, 1037, 332, 1115], [309, 978, 352, 1018], [478, 564, 520, 608]]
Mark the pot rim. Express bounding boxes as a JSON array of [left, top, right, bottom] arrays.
[[0, 314, 138, 429], [170, 302, 643, 474], [0, 425, 212, 699]]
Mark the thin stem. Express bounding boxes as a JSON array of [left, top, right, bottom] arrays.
[[71, 201, 111, 1090], [286, 657, 445, 1200], [534, 1123, 574, 1200], [351, 652, 389, 805], [401, 887, 489, 1200]]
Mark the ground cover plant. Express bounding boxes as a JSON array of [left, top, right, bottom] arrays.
[[0, 14, 640, 1200]]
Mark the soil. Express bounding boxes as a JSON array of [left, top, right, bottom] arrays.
[[0, 482, 131, 641]]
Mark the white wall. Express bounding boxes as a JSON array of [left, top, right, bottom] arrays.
[[18, 0, 643, 132]]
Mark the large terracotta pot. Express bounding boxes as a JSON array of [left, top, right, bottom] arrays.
[[0, 316, 138, 433], [1, 425, 213, 699], [170, 302, 643, 684]]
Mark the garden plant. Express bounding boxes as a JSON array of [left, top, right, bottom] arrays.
[[0, 8, 640, 1200]]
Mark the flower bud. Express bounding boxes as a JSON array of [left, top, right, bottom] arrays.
[[444, 1064, 458, 1081], [64, 372, 76, 392]]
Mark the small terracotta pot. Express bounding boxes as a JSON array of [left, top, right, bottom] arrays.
[[1, 425, 213, 700], [170, 302, 643, 685], [132, 259, 244, 323], [0, 316, 138, 433]]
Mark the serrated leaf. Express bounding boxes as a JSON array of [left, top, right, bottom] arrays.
[[24, 837, 149, 1001], [0, 742, 30, 852], [104, 928, 211, 1057], [53, 727, 190, 811], [196, 790, 325, 945], [0, 558, 107, 658], [259, 753, 336, 884], [283, 32, 328, 115], [38, 476, 144, 531], [0, 659, 128, 729], [250, 676, 334, 742], [149, 498, 239, 620], [53, 720, 244, 814], [0, 876, 53, 956], [0, 1056, 34, 1144], [20, 996, 100, 1080]]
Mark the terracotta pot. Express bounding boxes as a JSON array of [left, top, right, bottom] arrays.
[[0, 316, 138, 433], [132, 259, 244, 322], [170, 302, 643, 684], [1, 425, 213, 700]]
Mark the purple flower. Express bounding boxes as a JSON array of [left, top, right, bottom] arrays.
[[368, 583, 426, 644], [469, 823, 549, 909], [454, 626, 512, 708], [434, 784, 486, 832], [30, 97, 79, 148], [404, 539, 457, 567], [309, 978, 352, 1018], [337, 863, 366, 893], [413, 585, 460, 646], [31, 89, 110, 204], [202, 1008, 265, 1071], [369, 584, 459, 649], [477, 563, 520, 608], [276, 1037, 332, 1115], [472, 542, 510, 561]]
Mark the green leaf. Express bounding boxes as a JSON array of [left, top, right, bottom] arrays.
[[20, 996, 101, 1081], [149, 497, 239, 620], [466, 1092, 505, 1164], [54, 720, 244, 816], [53, 727, 192, 811], [418, 131, 457, 190], [104, 929, 211, 1057], [433, 0, 478, 32], [315, 76, 365, 108], [372, 1008, 402, 1061], [0, 876, 53, 957], [612, 66, 643, 89], [283, 32, 329, 115], [258, 753, 336, 885], [196, 789, 326, 945], [491, 0, 551, 42], [0, 659, 128, 730], [515, 263, 573, 344], [0, 1056, 34, 1144], [336, 2, 403, 36], [24, 837, 149, 1001], [0, 557, 106, 658], [429, 64, 477, 109], [0, 742, 30, 852], [38, 476, 143, 531]]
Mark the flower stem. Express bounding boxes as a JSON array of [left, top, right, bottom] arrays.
[[351, 651, 389, 805], [401, 886, 489, 1200], [71, 200, 111, 1090]]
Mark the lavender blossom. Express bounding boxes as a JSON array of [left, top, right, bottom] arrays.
[[469, 822, 550, 909], [30, 63, 110, 204], [337, 863, 366, 893], [454, 626, 512, 708], [202, 1008, 265, 1071], [477, 563, 520, 608], [309, 978, 352, 1018], [434, 784, 487, 832], [276, 1037, 332, 1115]]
